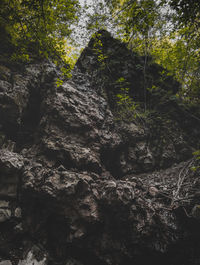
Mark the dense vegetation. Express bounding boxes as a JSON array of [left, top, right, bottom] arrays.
[[93, 0, 200, 102], [0, 0, 80, 65], [0, 0, 199, 101]]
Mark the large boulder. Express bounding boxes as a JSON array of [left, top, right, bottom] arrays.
[[76, 30, 180, 108], [0, 31, 199, 265]]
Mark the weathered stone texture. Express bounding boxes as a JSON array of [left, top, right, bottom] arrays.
[[0, 31, 200, 265]]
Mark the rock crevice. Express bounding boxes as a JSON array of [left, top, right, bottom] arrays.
[[0, 31, 200, 265]]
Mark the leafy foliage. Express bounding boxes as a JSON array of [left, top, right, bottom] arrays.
[[105, 0, 200, 104], [191, 150, 200, 172], [150, 29, 200, 101], [0, 0, 80, 65], [0, 0, 199, 104], [115, 77, 139, 121], [168, 0, 200, 27]]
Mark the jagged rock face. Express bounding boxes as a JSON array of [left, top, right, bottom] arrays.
[[0, 31, 200, 265], [76, 30, 180, 108]]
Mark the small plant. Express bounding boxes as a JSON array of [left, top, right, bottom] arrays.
[[115, 77, 139, 121], [92, 32, 108, 69], [56, 78, 64, 88], [191, 150, 200, 171]]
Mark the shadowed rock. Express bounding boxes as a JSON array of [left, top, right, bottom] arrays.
[[0, 31, 200, 265]]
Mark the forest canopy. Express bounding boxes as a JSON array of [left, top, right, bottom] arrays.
[[0, 0, 80, 62], [0, 0, 199, 102]]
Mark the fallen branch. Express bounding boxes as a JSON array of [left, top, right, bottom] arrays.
[[171, 159, 195, 207]]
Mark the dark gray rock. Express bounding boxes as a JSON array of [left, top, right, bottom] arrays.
[[0, 261, 12, 265], [0, 32, 199, 265], [18, 246, 47, 265], [0, 150, 24, 198], [0, 208, 11, 223]]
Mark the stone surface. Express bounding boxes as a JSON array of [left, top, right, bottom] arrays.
[[76, 30, 181, 105], [0, 31, 199, 265], [18, 247, 47, 265], [0, 261, 12, 265], [0, 209, 11, 222], [0, 150, 23, 198]]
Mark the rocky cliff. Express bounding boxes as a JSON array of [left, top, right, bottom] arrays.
[[0, 30, 200, 265]]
